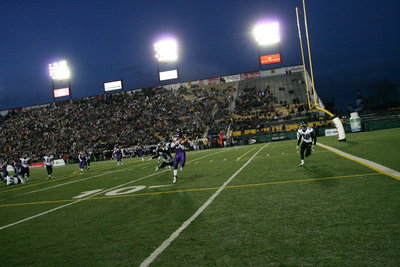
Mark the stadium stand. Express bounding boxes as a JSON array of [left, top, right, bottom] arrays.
[[0, 68, 329, 162]]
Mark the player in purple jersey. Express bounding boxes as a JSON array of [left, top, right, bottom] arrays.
[[78, 151, 87, 174], [113, 147, 123, 165], [171, 134, 187, 184], [136, 145, 144, 161], [14, 160, 23, 178], [1, 161, 9, 181]]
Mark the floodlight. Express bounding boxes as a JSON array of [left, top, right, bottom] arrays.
[[154, 39, 178, 62], [253, 22, 280, 45], [49, 60, 71, 80]]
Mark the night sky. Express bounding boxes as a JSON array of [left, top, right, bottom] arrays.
[[1, 0, 399, 111]]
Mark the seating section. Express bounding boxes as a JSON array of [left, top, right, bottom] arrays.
[[0, 71, 320, 159]]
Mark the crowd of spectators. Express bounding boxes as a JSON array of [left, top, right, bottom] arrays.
[[0, 86, 230, 161], [0, 73, 319, 162], [230, 84, 319, 132]]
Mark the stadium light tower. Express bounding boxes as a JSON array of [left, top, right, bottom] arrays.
[[154, 38, 179, 84], [253, 21, 282, 70], [49, 60, 72, 101]]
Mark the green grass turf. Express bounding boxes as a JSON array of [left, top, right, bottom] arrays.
[[318, 127, 400, 171], [0, 129, 399, 266]]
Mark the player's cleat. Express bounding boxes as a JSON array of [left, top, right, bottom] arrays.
[[155, 166, 159, 172], [298, 162, 304, 166], [48, 175, 51, 179], [173, 176, 177, 184]]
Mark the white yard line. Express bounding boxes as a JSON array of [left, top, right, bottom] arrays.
[[318, 143, 400, 180], [0, 150, 224, 230], [139, 143, 270, 267], [1, 151, 223, 202]]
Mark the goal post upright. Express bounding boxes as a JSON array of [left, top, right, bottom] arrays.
[[296, 1, 346, 141]]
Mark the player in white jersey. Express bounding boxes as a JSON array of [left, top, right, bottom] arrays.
[[20, 156, 31, 181], [3, 175, 25, 186], [296, 122, 315, 166], [44, 155, 54, 179]]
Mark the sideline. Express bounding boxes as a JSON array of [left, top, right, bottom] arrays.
[[318, 142, 400, 180], [140, 143, 270, 267], [0, 150, 224, 230]]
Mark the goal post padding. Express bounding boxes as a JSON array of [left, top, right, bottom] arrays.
[[332, 117, 346, 141]]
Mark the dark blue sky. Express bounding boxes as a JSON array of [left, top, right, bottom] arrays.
[[1, 0, 399, 110]]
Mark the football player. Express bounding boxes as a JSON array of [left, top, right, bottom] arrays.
[[14, 160, 24, 179], [150, 143, 174, 171], [171, 131, 187, 184], [44, 154, 54, 179], [296, 122, 315, 166], [136, 145, 145, 161], [78, 151, 87, 174], [3, 174, 25, 186], [20, 155, 31, 181], [113, 147, 123, 166], [1, 160, 9, 182], [86, 150, 93, 169]]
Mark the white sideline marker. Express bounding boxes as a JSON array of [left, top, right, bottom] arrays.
[[318, 143, 400, 180], [139, 143, 270, 267]]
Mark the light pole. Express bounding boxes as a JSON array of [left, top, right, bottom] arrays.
[[253, 21, 282, 70], [49, 60, 72, 102], [154, 38, 179, 85]]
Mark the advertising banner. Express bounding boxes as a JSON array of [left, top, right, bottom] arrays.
[[54, 159, 66, 167], [207, 78, 220, 85], [240, 71, 260, 80], [53, 88, 70, 98], [325, 128, 338, 137], [260, 54, 281, 65], [284, 65, 304, 73], [104, 80, 122, 92], [261, 68, 285, 77], [159, 70, 178, 81], [223, 74, 240, 82], [30, 162, 45, 169]]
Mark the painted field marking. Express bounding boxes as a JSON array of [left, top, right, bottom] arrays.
[[140, 143, 270, 267], [236, 147, 256, 161], [0, 161, 127, 195], [0, 150, 224, 230], [148, 185, 172, 189], [318, 142, 400, 180], [0, 156, 160, 195], [0, 172, 379, 208], [0, 152, 211, 201], [0, 164, 133, 202], [236, 151, 329, 161]]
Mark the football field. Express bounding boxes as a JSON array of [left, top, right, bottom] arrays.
[[1, 128, 399, 266]]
